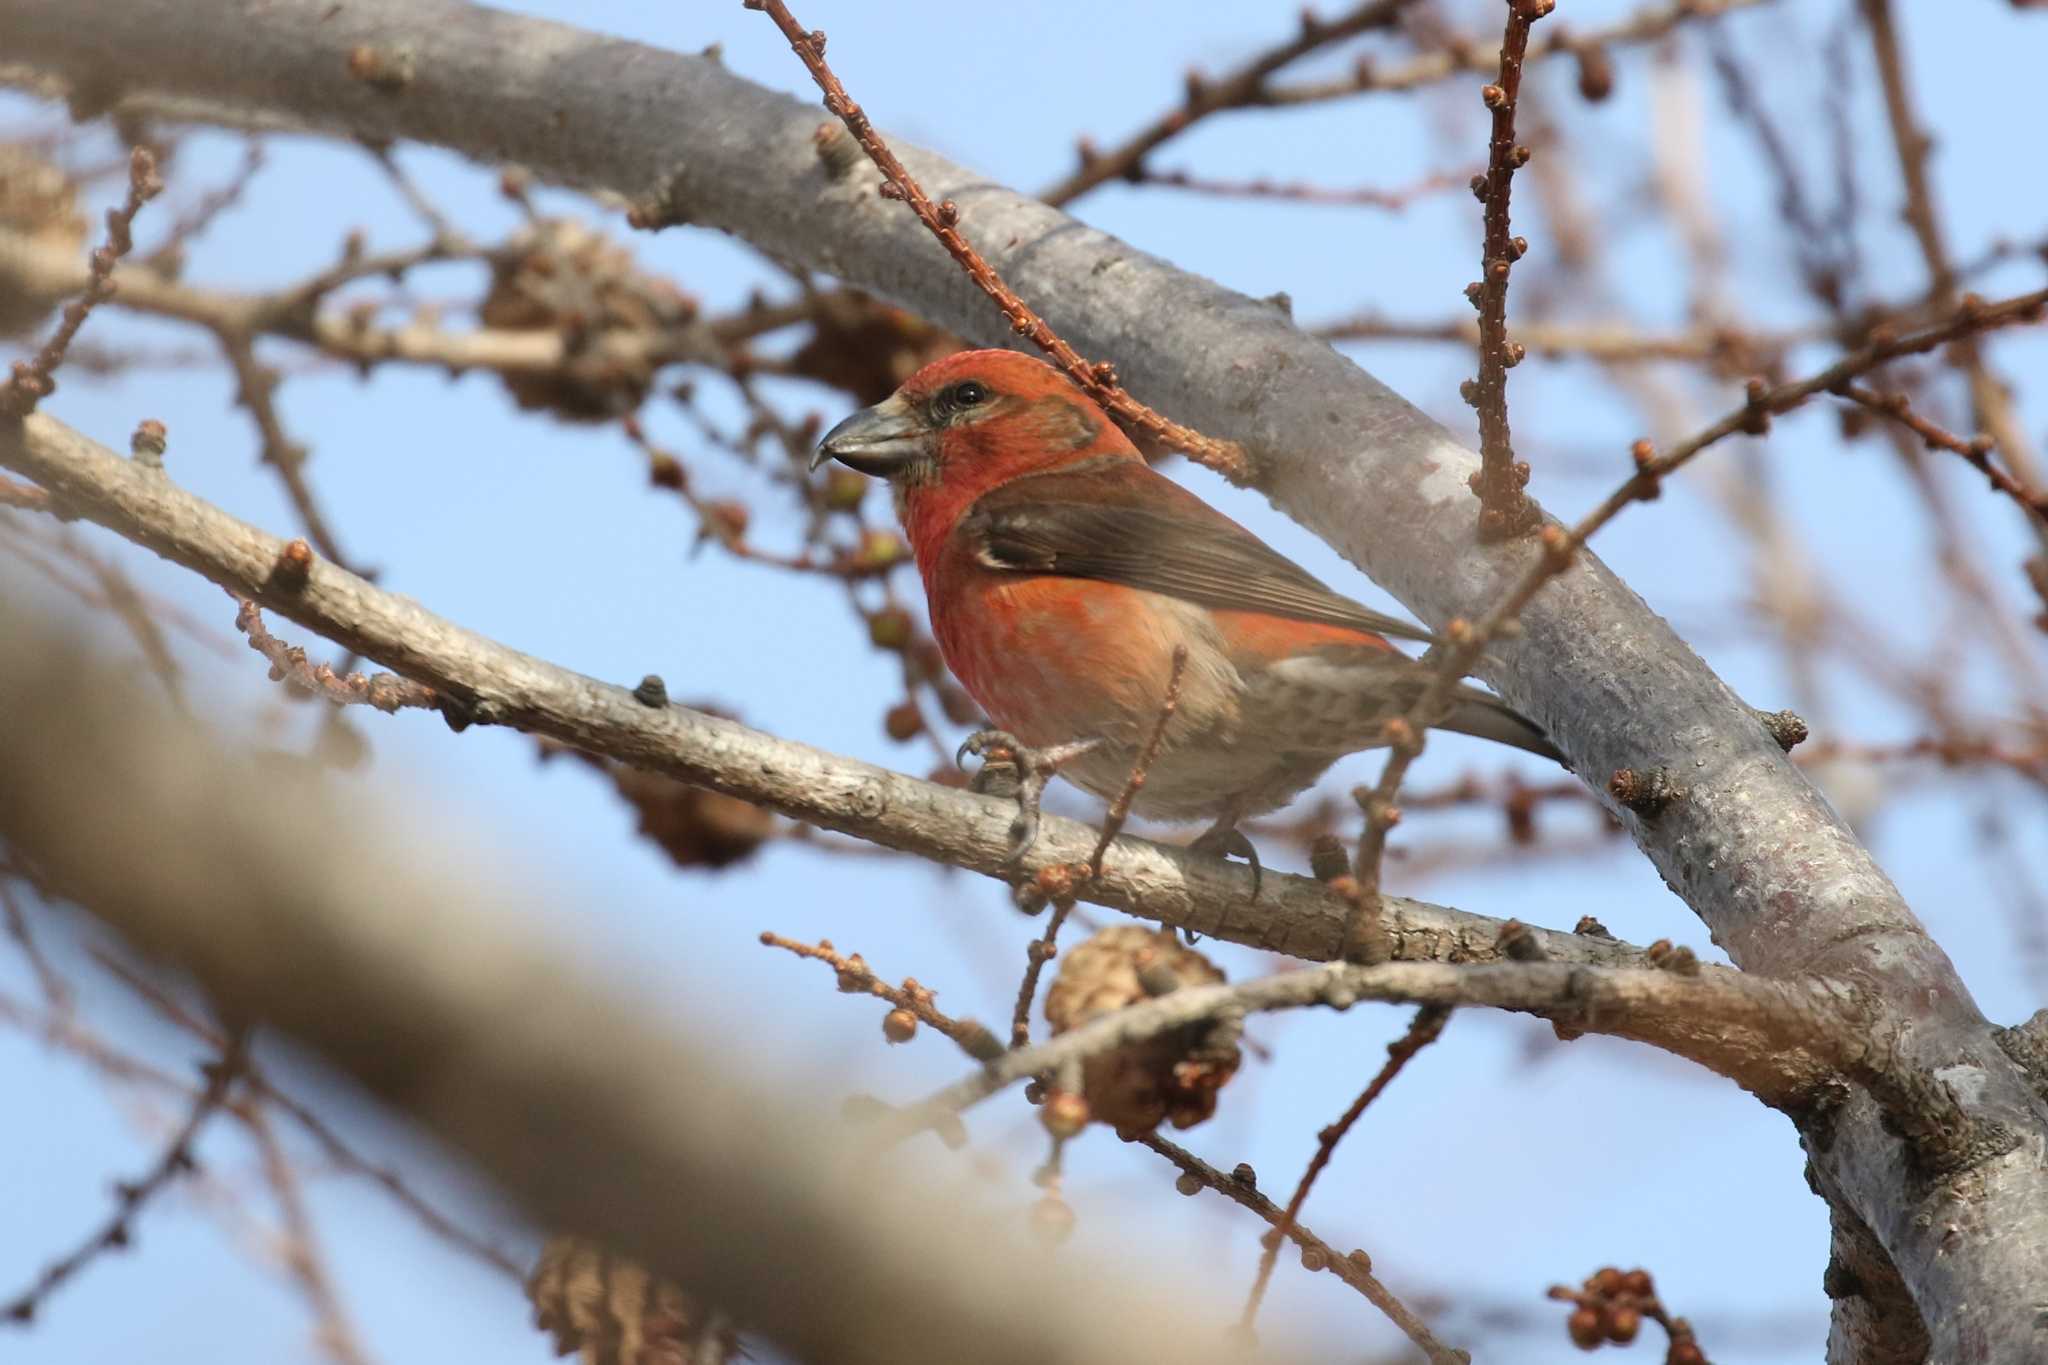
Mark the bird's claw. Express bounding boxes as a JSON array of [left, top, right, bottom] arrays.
[[1190, 822, 1263, 902], [957, 729, 1101, 863]]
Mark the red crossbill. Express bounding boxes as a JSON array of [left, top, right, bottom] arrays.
[[815, 350, 1561, 871]]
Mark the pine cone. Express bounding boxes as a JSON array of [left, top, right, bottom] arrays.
[[527, 1234, 737, 1365], [1043, 924, 1241, 1133]]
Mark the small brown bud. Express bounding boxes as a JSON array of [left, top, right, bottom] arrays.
[[130, 418, 168, 468], [822, 467, 868, 511], [867, 607, 913, 650], [1308, 835, 1350, 883], [1576, 44, 1615, 101], [855, 528, 906, 569], [1590, 1267, 1625, 1295], [1539, 524, 1576, 570], [272, 538, 313, 588], [1041, 1090, 1090, 1139], [1174, 1172, 1202, 1197], [1481, 84, 1507, 109], [1512, 145, 1532, 167], [647, 455, 684, 490], [704, 500, 749, 543], [882, 1008, 917, 1043], [936, 199, 960, 227], [1347, 1248, 1373, 1273], [1231, 1162, 1256, 1187], [1567, 1307, 1603, 1350], [884, 702, 923, 742], [1619, 1268, 1653, 1297]]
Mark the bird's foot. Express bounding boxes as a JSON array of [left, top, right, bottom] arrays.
[[1189, 818, 1262, 903], [957, 729, 1103, 862]]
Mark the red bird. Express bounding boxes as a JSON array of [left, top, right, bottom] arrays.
[[815, 350, 1561, 872]]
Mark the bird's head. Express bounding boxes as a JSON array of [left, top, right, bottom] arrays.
[[811, 350, 1135, 498]]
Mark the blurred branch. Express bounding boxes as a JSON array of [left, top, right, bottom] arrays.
[[1261, 0, 1771, 105], [0, 605, 1270, 1365], [1037, 0, 1418, 206], [1, 1030, 243, 1327]]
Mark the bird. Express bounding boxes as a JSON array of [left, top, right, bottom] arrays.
[[812, 349, 1562, 880]]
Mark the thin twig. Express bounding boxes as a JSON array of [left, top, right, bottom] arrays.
[[760, 932, 1004, 1061], [245, 1107, 376, 1365], [1347, 285, 2048, 951], [1240, 1005, 1450, 1332], [2, 146, 161, 416], [1, 1031, 245, 1325], [1009, 647, 1189, 1048], [1125, 166, 1469, 211], [1038, 0, 1419, 206], [1862, 0, 2040, 491], [1832, 382, 2047, 524], [89, 947, 526, 1281], [1137, 1132, 1466, 1365], [1262, 0, 1768, 105], [743, 0, 1250, 484], [1467, 0, 1551, 541], [231, 594, 441, 712]]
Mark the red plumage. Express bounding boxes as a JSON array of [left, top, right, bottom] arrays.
[[816, 349, 1559, 845]]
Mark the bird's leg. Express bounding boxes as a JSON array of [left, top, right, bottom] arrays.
[[1189, 799, 1262, 903], [957, 729, 1103, 862]]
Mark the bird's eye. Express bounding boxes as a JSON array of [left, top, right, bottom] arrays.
[[945, 380, 989, 410]]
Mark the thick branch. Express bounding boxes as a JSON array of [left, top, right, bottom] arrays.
[[0, 408, 1639, 976], [0, 607, 1270, 1365]]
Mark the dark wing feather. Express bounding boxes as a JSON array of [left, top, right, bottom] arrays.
[[960, 459, 1438, 646]]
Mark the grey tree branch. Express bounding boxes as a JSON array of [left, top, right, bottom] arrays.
[[4, 0, 2046, 1352], [0, 408, 1638, 978], [890, 959, 1864, 1144], [0, 605, 1275, 1365]]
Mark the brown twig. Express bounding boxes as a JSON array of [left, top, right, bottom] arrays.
[[743, 0, 1251, 484], [1123, 166, 1469, 211], [1262, 0, 1768, 105], [1832, 381, 2047, 524], [1466, 0, 1551, 541], [1, 877, 72, 1012], [138, 140, 266, 269], [215, 331, 361, 574], [1862, 0, 2041, 492], [1136, 1132, 1465, 1365], [245, 1107, 375, 1365], [232, 594, 441, 713], [1, 146, 161, 416], [1037, 1, 1418, 207], [1239, 1004, 1451, 1333], [1347, 286, 2048, 950], [1008, 647, 1190, 1048], [0, 473, 51, 510], [759, 932, 1004, 1062], [1, 1030, 244, 1325], [90, 948, 525, 1281]]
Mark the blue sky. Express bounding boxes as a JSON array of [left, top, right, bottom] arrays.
[[3, 2, 2045, 1362]]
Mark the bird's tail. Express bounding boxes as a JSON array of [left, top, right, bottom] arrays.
[[1440, 687, 1565, 764]]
